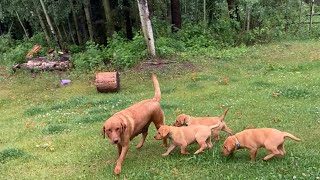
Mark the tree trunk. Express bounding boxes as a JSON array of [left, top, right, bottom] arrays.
[[69, 0, 82, 45], [137, 0, 156, 57], [55, 23, 64, 49], [33, 0, 50, 43], [171, 0, 182, 32], [102, 0, 115, 37], [84, 0, 94, 41], [227, 0, 240, 22], [67, 16, 76, 44], [246, 5, 250, 31], [15, 11, 29, 38], [123, 0, 133, 40], [80, 9, 89, 42], [203, 0, 206, 29], [62, 25, 70, 43], [39, 0, 62, 50]]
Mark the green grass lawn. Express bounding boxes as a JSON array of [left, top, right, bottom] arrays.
[[1, 40, 320, 179]]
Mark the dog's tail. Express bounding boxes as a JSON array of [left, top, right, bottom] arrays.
[[151, 73, 161, 102], [219, 108, 229, 121], [282, 132, 301, 142], [209, 121, 221, 129]]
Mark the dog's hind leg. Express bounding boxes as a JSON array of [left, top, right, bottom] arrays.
[[263, 146, 281, 161], [278, 143, 286, 157], [153, 110, 167, 147], [194, 141, 207, 154]]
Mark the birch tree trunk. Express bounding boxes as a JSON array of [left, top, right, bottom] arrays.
[[39, 0, 62, 50], [137, 0, 156, 57], [102, 0, 114, 37], [84, 0, 94, 41], [69, 0, 82, 45], [67, 16, 76, 44], [33, 0, 50, 43], [15, 11, 29, 38]]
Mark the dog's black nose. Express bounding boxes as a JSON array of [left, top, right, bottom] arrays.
[[113, 140, 119, 144]]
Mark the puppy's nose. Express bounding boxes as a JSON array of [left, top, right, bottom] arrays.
[[113, 139, 119, 144]]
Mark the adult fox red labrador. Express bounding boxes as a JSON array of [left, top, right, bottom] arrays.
[[102, 74, 167, 175]]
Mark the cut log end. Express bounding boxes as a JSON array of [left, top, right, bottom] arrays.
[[95, 72, 120, 93]]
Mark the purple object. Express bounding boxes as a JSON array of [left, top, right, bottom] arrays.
[[60, 79, 71, 85]]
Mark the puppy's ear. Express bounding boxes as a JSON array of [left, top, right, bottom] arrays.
[[101, 126, 106, 138], [160, 126, 170, 137], [120, 119, 126, 133], [177, 114, 186, 124]]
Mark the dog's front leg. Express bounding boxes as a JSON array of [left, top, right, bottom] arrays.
[[114, 145, 129, 175], [162, 144, 176, 156], [117, 144, 122, 157], [249, 148, 257, 161]]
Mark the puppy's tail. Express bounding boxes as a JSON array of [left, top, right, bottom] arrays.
[[151, 73, 161, 102], [209, 121, 221, 129], [219, 108, 229, 122], [283, 132, 301, 142]]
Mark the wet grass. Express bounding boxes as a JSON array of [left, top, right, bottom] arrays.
[[0, 40, 320, 179]]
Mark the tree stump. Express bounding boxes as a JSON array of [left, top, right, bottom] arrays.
[[95, 72, 120, 93]]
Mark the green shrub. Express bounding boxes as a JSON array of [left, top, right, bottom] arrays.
[[104, 33, 147, 68], [156, 36, 186, 57], [72, 41, 105, 70], [0, 34, 15, 54]]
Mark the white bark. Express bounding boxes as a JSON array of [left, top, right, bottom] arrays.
[[137, 0, 156, 57]]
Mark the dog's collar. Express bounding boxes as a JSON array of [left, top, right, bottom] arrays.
[[183, 116, 191, 126], [234, 135, 241, 149]]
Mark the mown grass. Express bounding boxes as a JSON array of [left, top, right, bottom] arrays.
[[1, 40, 320, 179]]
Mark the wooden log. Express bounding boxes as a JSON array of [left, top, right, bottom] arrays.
[[95, 72, 120, 93]]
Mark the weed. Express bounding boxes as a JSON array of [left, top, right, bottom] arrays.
[[0, 148, 26, 163]]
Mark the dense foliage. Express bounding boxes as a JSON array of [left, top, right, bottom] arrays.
[[0, 0, 319, 70]]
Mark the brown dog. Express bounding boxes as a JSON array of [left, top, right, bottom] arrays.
[[174, 108, 232, 141], [102, 74, 167, 175], [222, 128, 301, 161], [154, 123, 220, 156]]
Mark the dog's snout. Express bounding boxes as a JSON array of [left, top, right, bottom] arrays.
[[113, 139, 119, 144]]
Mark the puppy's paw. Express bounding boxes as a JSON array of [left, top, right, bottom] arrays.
[[160, 143, 167, 147], [162, 153, 169, 157], [114, 165, 121, 175]]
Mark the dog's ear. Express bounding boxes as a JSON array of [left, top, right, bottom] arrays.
[[177, 114, 185, 124], [120, 119, 126, 133], [101, 126, 106, 138], [160, 126, 170, 137]]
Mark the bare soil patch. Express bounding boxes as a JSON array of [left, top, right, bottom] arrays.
[[133, 58, 198, 73]]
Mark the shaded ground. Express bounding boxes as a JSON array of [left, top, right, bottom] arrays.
[[133, 58, 198, 73]]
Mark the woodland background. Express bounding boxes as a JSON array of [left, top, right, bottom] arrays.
[[0, 0, 320, 70]]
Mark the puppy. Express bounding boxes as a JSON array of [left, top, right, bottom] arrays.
[[154, 123, 220, 156], [174, 108, 232, 140], [222, 128, 301, 161], [102, 74, 167, 175]]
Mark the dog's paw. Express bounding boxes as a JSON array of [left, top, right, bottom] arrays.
[[162, 153, 169, 157], [160, 143, 167, 147], [114, 165, 121, 175]]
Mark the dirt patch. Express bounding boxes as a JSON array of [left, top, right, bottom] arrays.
[[133, 58, 198, 73]]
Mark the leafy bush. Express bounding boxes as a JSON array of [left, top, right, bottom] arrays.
[[1, 41, 33, 65], [72, 41, 106, 70], [104, 33, 147, 68], [156, 36, 186, 57], [0, 34, 15, 54]]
